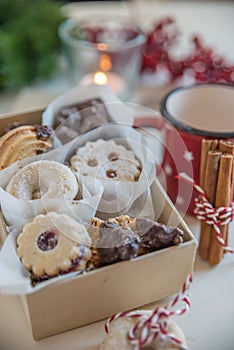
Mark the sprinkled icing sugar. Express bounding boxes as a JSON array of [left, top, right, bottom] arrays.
[[6, 160, 79, 200], [70, 139, 141, 181]]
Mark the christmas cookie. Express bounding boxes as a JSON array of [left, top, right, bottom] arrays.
[[6, 160, 79, 200], [129, 217, 184, 254], [53, 98, 109, 144], [0, 125, 53, 170], [88, 216, 183, 268], [17, 212, 92, 280], [88, 216, 139, 268], [70, 139, 141, 181], [100, 311, 187, 350]]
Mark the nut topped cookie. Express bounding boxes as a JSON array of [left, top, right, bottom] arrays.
[[70, 139, 141, 181], [94, 221, 139, 267], [17, 212, 92, 281], [88, 215, 184, 269]]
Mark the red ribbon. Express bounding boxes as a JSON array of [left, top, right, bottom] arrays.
[[105, 274, 193, 350], [176, 173, 234, 253]]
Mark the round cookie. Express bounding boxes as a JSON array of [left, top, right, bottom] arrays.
[[6, 160, 78, 200], [70, 139, 141, 181], [0, 125, 53, 170], [17, 212, 92, 278], [100, 311, 187, 350]]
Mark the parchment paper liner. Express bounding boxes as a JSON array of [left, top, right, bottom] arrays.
[[42, 84, 134, 140], [0, 145, 104, 294], [62, 123, 156, 218], [0, 123, 156, 294]]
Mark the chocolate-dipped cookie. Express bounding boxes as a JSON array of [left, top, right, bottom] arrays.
[[130, 217, 184, 254], [89, 220, 139, 267], [54, 98, 110, 143]]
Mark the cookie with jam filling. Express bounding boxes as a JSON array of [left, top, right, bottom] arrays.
[[17, 212, 91, 283]]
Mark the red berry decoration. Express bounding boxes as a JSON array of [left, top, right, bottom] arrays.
[[141, 17, 234, 85]]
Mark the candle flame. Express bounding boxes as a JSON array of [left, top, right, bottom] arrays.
[[94, 71, 109, 85], [100, 54, 112, 72], [97, 43, 108, 51]]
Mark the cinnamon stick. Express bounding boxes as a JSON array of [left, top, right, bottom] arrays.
[[198, 151, 221, 259], [218, 140, 234, 249], [199, 139, 218, 188], [218, 141, 234, 193], [219, 140, 234, 155], [208, 153, 233, 265]]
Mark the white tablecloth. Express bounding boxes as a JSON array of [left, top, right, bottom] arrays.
[[0, 2, 234, 350]]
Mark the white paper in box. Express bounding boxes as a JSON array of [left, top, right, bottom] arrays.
[[20, 180, 197, 340], [0, 107, 197, 340]]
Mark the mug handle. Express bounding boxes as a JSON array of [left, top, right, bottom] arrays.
[[133, 116, 165, 131], [133, 115, 166, 176]]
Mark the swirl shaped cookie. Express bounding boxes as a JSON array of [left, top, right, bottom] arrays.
[[6, 160, 78, 200], [0, 125, 53, 170], [100, 311, 187, 350], [17, 212, 92, 279], [70, 139, 141, 181]]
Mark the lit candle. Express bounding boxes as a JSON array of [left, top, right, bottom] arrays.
[[80, 71, 126, 96], [94, 71, 109, 85]]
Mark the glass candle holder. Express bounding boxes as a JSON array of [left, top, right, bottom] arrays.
[[58, 16, 146, 100]]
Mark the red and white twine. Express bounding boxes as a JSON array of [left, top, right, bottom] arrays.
[[176, 173, 234, 253], [105, 274, 193, 350]]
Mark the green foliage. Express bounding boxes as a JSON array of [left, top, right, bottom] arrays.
[[0, 0, 65, 90]]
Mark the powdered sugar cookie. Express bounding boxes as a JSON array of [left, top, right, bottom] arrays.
[[100, 311, 187, 350], [17, 212, 92, 280], [70, 139, 141, 181], [6, 160, 78, 200]]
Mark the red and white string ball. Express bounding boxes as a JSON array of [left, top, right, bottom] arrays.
[[105, 274, 193, 350]]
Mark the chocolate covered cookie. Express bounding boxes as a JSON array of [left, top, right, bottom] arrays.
[[53, 98, 109, 143], [88, 216, 139, 268], [88, 215, 184, 269], [129, 217, 184, 254]]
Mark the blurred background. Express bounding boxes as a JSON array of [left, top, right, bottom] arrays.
[[0, 0, 233, 113]]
